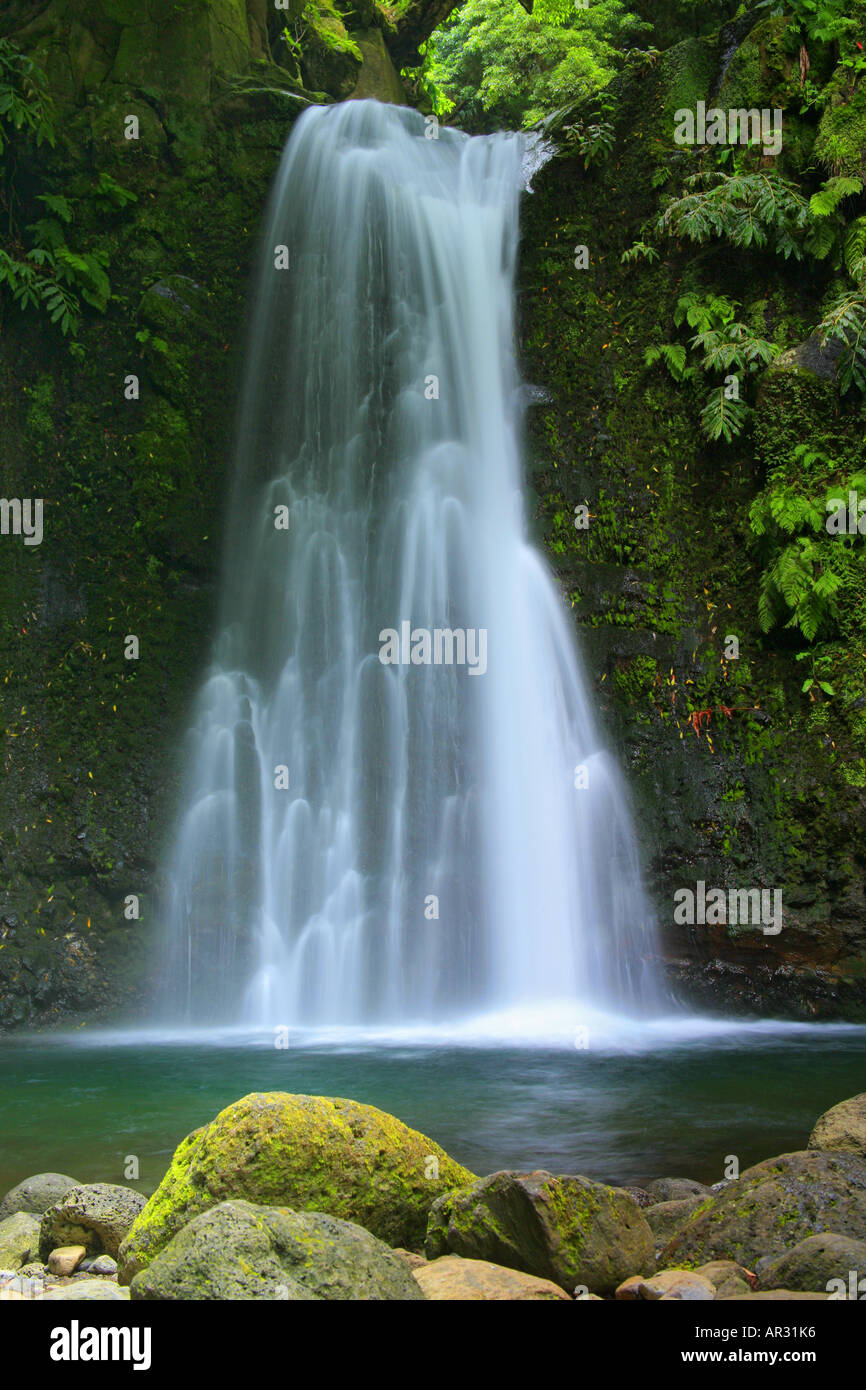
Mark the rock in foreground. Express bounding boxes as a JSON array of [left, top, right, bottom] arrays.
[[0, 1174, 80, 1222], [808, 1093, 866, 1160], [415, 1254, 570, 1300], [0, 1211, 40, 1270], [425, 1169, 654, 1296], [756, 1233, 866, 1294], [40, 1184, 146, 1261], [120, 1093, 474, 1281], [662, 1150, 866, 1270], [129, 1199, 424, 1301]]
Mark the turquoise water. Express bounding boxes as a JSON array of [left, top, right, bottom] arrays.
[[2, 1019, 866, 1198]]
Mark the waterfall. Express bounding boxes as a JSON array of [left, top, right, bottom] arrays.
[[156, 100, 660, 1030]]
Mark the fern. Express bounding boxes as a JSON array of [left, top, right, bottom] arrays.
[[656, 171, 811, 260], [809, 176, 862, 218], [844, 217, 866, 286], [644, 342, 689, 380], [817, 290, 866, 394], [701, 387, 750, 442]]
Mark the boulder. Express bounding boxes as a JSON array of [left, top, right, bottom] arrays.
[[425, 1169, 654, 1297], [44, 1280, 131, 1301], [642, 1270, 716, 1301], [646, 1177, 712, 1203], [0, 1173, 79, 1222], [616, 1270, 715, 1300], [40, 1184, 146, 1261], [119, 1092, 473, 1281], [645, 1196, 710, 1247], [808, 1093, 866, 1160], [0, 1212, 40, 1270], [414, 1254, 570, 1301], [694, 1260, 754, 1298], [81, 1254, 118, 1276], [661, 1150, 866, 1270], [129, 1199, 424, 1301], [348, 29, 407, 104], [756, 1233, 866, 1294], [721, 1290, 829, 1301], [47, 1245, 86, 1276]]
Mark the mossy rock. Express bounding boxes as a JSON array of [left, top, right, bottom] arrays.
[[348, 28, 406, 105], [129, 1198, 424, 1300], [300, 5, 362, 99], [756, 1232, 866, 1293], [425, 1169, 655, 1297], [118, 1092, 474, 1281], [645, 1195, 710, 1248], [661, 1150, 866, 1270], [815, 75, 866, 181], [39, 1183, 147, 1260], [808, 1091, 866, 1159]]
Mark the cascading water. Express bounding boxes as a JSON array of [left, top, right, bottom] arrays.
[[157, 100, 661, 1030]]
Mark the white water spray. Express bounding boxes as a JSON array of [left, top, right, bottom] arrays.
[[157, 100, 660, 1028]]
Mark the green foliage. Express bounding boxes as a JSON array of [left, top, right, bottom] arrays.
[[758, 0, 859, 47], [750, 447, 866, 643], [656, 171, 812, 260], [809, 176, 862, 218], [417, 0, 646, 131], [0, 37, 54, 155], [645, 293, 778, 441], [818, 290, 866, 394], [0, 39, 132, 344], [560, 100, 616, 168]]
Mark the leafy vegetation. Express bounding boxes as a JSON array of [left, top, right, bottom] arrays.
[[414, 0, 647, 130], [0, 38, 134, 344]]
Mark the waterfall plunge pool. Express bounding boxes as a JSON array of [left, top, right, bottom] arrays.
[[3, 1016, 865, 1198]]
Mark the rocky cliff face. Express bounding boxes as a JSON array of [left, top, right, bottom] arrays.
[[1, 3, 864, 1029], [519, 20, 866, 1018], [0, 1, 444, 1028]]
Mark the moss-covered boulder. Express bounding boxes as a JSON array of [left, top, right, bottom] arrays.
[[425, 1169, 655, 1297], [645, 1195, 710, 1248], [0, 1212, 41, 1270], [808, 1092, 866, 1159], [118, 1092, 474, 1282], [130, 1198, 424, 1301], [756, 1232, 866, 1293], [661, 1150, 866, 1269]]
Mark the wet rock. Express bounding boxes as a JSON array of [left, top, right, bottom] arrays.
[[808, 1092, 866, 1160], [129, 1199, 424, 1301], [0, 1173, 80, 1222], [646, 1195, 710, 1246], [44, 1279, 131, 1301], [661, 1150, 866, 1269], [756, 1233, 866, 1294], [646, 1177, 712, 1203], [721, 1290, 829, 1301], [119, 1092, 473, 1282], [414, 1254, 570, 1301], [616, 1270, 715, 1300], [80, 1253, 118, 1276], [40, 1183, 146, 1260], [426, 1169, 654, 1297], [0, 1212, 40, 1270], [47, 1245, 87, 1276], [694, 1259, 754, 1298]]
